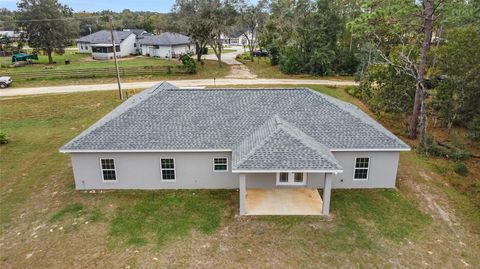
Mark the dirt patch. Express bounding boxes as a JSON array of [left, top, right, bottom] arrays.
[[225, 65, 257, 79]]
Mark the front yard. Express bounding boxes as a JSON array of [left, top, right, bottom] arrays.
[[0, 86, 478, 268]]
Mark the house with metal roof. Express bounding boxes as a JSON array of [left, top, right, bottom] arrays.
[[76, 30, 137, 59], [60, 82, 410, 216], [138, 32, 194, 58]]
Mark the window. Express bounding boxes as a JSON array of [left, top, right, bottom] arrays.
[[213, 157, 228, 171], [276, 172, 306, 185], [354, 157, 370, 180], [100, 159, 116, 181], [161, 158, 175, 180], [294, 172, 304, 183], [279, 172, 288, 183]]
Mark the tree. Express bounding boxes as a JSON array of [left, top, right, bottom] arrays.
[[237, 0, 268, 61], [410, 0, 435, 141], [433, 26, 480, 134], [0, 8, 16, 30], [207, 0, 239, 66], [170, 0, 215, 62], [16, 0, 77, 64]]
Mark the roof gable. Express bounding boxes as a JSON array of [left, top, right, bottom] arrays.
[[232, 116, 342, 171]]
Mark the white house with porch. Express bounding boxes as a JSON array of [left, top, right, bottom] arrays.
[[59, 82, 410, 216], [76, 30, 137, 59]]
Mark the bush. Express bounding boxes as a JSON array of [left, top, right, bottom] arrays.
[[279, 47, 302, 74], [0, 132, 8, 145], [267, 46, 279, 66], [453, 162, 469, 176], [417, 134, 449, 157], [180, 54, 196, 74], [467, 117, 480, 141]]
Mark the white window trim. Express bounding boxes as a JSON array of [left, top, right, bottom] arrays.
[[160, 158, 176, 181], [353, 157, 370, 181], [100, 158, 117, 182], [276, 172, 307, 186], [213, 157, 228, 172]]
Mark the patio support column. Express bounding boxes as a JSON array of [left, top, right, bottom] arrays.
[[322, 173, 333, 216], [239, 174, 246, 216]]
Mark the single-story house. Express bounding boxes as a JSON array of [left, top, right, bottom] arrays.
[[60, 82, 410, 216], [76, 30, 137, 59], [138, 32, 194, 58]]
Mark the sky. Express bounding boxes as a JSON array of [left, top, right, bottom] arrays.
[[1, 0, 178, 12]]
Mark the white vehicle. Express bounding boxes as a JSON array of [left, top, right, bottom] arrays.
[[0, 76, 13, 88]]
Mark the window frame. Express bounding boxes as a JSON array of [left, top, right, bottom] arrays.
[[353, 157, 370, 181], [276, 172, 307, 186], [213, 157, 228, 172], [160, 158, 176, 181], [100, 158, 117, 182]]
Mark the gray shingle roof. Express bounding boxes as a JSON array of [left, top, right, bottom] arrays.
[[61, 82, 410, 170], [138, 32, 191, 46], [232, 115, 342, 171], [76, 30, 133, 44]]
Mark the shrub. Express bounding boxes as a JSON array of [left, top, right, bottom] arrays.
[[453, 162, 469, 176], [467, 117, 480, 141], [417, 134, 449, 157], [180, 54, 196, 74], [279, 47, 302, 74], [268, 46, 279, 65], [0, 132, 8, 145]]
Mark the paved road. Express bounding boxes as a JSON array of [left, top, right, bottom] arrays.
[[0, 78, 357, 97]]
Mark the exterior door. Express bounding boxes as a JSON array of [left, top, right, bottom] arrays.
[[276, 172, 307, 186]]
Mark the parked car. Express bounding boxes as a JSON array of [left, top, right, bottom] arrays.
[[252, 49, 268, 57], [0, 76, 13, 88]]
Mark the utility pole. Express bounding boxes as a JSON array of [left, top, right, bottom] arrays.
[[109, 15, 123, 100]]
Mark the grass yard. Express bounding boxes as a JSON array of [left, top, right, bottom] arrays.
[[0, 53, 229, 88], [206, 48, 237, 55], [0, 86, 479, 268]]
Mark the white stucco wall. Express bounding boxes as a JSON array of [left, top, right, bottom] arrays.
[[119, 33, 136, 56], [68, 151, 401, 190], [140, 44, 193, 58], [76, 42, 91, 53]]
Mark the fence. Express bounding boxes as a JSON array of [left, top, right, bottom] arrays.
[[0, 65, 187, 81]]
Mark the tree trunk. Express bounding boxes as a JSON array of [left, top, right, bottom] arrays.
[[409, 0, 435, 140], [47, 48, 53, 64], [195, 41, 202, 62]]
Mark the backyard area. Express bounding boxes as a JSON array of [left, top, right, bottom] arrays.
[[0, 85, 479, 268]]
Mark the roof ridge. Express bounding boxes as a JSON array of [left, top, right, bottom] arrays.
[[231, 116, 279, 169], [60, 82, 175, 151]]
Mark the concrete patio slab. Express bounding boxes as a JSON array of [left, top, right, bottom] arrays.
[[245, 188, 323, 215]]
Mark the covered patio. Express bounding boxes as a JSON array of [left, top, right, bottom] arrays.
[[245, 188, 323, 215]]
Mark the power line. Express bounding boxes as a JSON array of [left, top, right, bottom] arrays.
[[0, 16, 106, 23]]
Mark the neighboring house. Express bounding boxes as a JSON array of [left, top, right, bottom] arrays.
[[138, 32, 193, 58], [123, 29, 154, 53], [60, 83, 410, 216], [76, 30, 137, 59], [221, 31, 251, 46], [0, 30, 24, 41]]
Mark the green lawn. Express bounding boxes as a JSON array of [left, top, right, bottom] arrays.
[[206, 48, 237, 55], [0, 53, 229, 88], [0, 86, 479, 268]]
